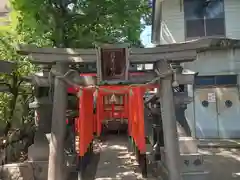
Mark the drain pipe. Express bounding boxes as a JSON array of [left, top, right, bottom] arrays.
[[151, 0, 163, 45]]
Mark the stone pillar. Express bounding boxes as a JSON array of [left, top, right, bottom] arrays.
[[48, 63, 68, 180], [160, 76, 182, 180], [28, 69, 53, 161]]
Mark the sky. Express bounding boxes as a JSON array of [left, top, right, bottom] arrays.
[[140, 0, 154, 47], [140, 25, 154, 48]]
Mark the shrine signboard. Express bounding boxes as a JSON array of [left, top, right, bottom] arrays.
[[97, 44, 129, 82]]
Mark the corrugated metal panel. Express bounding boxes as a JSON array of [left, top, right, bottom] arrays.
[[194, 87, 240, 139], [194, 88, 218, 138], [216, 87, 240, 138], [224, 0, 240, 39]]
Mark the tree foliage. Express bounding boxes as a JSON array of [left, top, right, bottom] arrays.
[[10, 0, 151, 48], [0, 0, 151, 130], [0, 0, 151, 162], [0, 33, 34, 125]]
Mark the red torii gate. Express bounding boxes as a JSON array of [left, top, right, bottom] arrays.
[[73, 83, 158, 158]]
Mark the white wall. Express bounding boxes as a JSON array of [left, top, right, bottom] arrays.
[[224, 0, 240, 39], [184, 49, 240, 76], [160, 0, 240, 138], [0, 0, 8, 13], [161, 0, 185, 44], [160, 0, 240, 44], [184, 48, 240, 138]]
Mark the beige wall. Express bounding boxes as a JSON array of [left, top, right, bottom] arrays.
[[0, 0, 8, 13]]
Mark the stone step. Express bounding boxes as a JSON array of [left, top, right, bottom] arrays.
[[182, 171, 210, 180], [146, 136, 198, 154], [160, 148, 206, 173], [155, 161, 209, 180], [179, 137, 198, 154]]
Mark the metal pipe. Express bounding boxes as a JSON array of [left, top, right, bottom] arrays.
[[151, 0, 163, 44], [48, 63, 68, 180], [160, 76, 182, 180]]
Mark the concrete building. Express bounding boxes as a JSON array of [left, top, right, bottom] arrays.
[[0, 0, 9, 16], [152, 0, 240, 139], [0, 0, 9, 25]]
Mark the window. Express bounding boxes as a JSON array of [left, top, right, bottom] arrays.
[[195, 75, 237, 86], [184, 0, 225, 39]]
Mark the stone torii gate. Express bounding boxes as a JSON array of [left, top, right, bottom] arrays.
[[16, 40, 221, 180]]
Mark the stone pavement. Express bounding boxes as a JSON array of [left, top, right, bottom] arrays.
[[1, 137, 240, 180], [199, 148, 240, 180], [92, 135, 155, 180]]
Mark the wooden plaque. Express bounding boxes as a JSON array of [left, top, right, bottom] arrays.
[[98, 46, 128, 81]]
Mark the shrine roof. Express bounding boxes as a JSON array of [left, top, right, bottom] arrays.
[[154, 37, 240, 52]]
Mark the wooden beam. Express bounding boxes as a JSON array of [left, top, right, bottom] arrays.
[[0, 60, 16, 74]]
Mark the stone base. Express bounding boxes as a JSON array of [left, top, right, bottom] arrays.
[[160, 148, 206, 172], [182, 171, 210, 180], [159, 139, 210, 180], [0, 161, 48, 180], [28, 144, 49, 161], [28, 132, 50, 161]]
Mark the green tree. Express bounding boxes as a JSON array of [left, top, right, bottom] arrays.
[[10, 0, 151, 48], [0, 33, 34, 127], [0, 32, 35, 162], [0, 0, 151, 162]]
